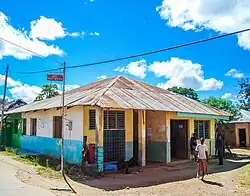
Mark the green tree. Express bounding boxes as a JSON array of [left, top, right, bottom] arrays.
[[168, 86, 199, 100], [238, 78, 250, 110], [202, 97, 239, 117], [35, 84, 59, 101]]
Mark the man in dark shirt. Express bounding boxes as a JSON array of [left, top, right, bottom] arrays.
[[215, 134, 224, 165], [190, 133, 197, 161]]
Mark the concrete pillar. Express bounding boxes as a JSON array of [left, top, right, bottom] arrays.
[[95, 106, 104, 172], [166, 112, 171, 163], [138, 110, 146, 167], [210, 119, 216, 156], [125, 109, 133, 161]]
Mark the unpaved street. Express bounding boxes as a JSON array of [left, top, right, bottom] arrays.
[[0, 156, 55, 196], [0, 151, 250, 196]]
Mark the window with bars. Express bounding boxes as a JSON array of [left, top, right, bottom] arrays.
[[89, 110, 125, 130], [194, 120, 210, 139], [53, 116, 62, 138], [30, 118, 37, 136], [23, 119, 27, 135], [104, 111, 125, 130], [89, 110, 96, 130]]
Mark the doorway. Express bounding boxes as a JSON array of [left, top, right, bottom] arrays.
[[170, 120, 188, 160], [133, 110, 139, 163], [239, 128, 246, 148]]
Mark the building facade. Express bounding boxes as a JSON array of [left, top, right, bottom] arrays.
[[7, 76, 229, 171]]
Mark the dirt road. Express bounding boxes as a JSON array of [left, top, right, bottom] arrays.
[[0, 151, 250, 196]]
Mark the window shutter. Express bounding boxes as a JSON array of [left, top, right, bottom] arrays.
[[89, 110, 96, 130]]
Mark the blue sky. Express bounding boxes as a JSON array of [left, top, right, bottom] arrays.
[[0, 0, 249, 103]]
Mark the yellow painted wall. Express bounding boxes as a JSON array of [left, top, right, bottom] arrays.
[[83, 106, 96, 144], [125, 109, 133, 143], [82, 106, 133, 144]]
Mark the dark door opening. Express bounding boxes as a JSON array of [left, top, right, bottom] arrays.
[[170, 120, 188, 160], [133, 110, 139, 163], [239, 128, 246, 148]]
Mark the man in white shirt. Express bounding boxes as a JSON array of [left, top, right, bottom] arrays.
[[195, 138, 208, 180]]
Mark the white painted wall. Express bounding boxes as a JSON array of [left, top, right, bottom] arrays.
[[22, 106, 83, 141]]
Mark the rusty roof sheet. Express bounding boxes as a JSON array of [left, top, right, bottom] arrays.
[[7, 76, 230, 117]]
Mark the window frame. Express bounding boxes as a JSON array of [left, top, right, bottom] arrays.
[[194, 120, 210, 139], [89, 110, 96, 130], [104, 110, 125, 130], [53, 116, 62, 138], [30, 118, 37, 136], [22, 118, 27, 135]]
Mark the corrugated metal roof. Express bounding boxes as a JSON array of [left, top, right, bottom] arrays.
[[7, 76, 230, 117], [230, 109, 250, 123]]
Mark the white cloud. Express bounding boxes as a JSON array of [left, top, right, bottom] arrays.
[[149, 57, 223, 91], [0, 74, 42, 103], [0, 12, 64, 59], [225, 68, 244, 78], [89, 32, 100, 36], [9, 84, 42, 103], [222, 93, 233, 99], [156, 0, 250, 50], [115, 60, 147, 79], [97, 75, 108, 80], [0, 74, 22, 87], [30, 16, 86, 40]]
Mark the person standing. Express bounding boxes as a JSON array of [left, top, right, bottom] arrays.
[[195, 138, 208, 180], [190, 133, 197, 161], [82, 136, 90, 173], [215, 134, 224, 165]]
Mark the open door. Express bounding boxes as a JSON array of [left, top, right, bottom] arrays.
[[170, 120, 188, 160], [239, 128, 246, 147]]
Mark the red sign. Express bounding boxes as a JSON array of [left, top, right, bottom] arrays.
[[47, 74, 64, 81]]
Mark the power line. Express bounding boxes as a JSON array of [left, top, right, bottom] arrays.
[[0, 36, 63, 65], [8, 27, 250, 74]]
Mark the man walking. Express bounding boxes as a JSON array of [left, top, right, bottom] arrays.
[[195, 138, 208, 180], [216, 134, 224, 165]]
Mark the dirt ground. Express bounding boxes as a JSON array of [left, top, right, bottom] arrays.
[[1, 149, 250, 196]]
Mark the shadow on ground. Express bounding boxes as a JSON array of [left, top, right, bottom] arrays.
[[67, 153, 250, 191]]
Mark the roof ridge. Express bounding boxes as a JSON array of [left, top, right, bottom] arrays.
[[93, 76, 120, 106]]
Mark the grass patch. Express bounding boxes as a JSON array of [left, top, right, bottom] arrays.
[[0, 148, 62, 179], [237, 164, 250, 188], [37, 167, 62, 179]]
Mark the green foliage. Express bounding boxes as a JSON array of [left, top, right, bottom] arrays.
[[168, 86, 199, 100], [202, 97, 239, 118], [238, 78, 250, 110], [35, 84, 59, 101]]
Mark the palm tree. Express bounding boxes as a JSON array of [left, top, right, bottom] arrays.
[[35, 84, 59, 101]]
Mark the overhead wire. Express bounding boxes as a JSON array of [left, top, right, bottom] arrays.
[[0, 36, 63, 65], [7, 27, 250, 74]]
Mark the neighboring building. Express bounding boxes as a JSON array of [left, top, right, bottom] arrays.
[[220, 109, 250, 149], [7, 76, 229, 171], [1, 99, 27, 148]]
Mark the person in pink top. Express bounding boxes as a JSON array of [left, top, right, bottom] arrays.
[[195, 138, 208, 180]]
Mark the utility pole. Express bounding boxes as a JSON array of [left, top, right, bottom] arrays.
[[61, 62, 66, 174], [1, 64, 9, 149]]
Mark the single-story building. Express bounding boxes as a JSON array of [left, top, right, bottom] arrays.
[[6, 76, 229, 172], [219, 109, 250, 148]]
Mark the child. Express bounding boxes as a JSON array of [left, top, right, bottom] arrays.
[[195, 138, 208, 180]]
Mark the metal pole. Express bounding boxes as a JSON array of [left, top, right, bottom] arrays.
[[1, 64, 9, 149], [61, 62, 66, 174]]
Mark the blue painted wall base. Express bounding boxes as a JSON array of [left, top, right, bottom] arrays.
[[21, 135, 83, 165]]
